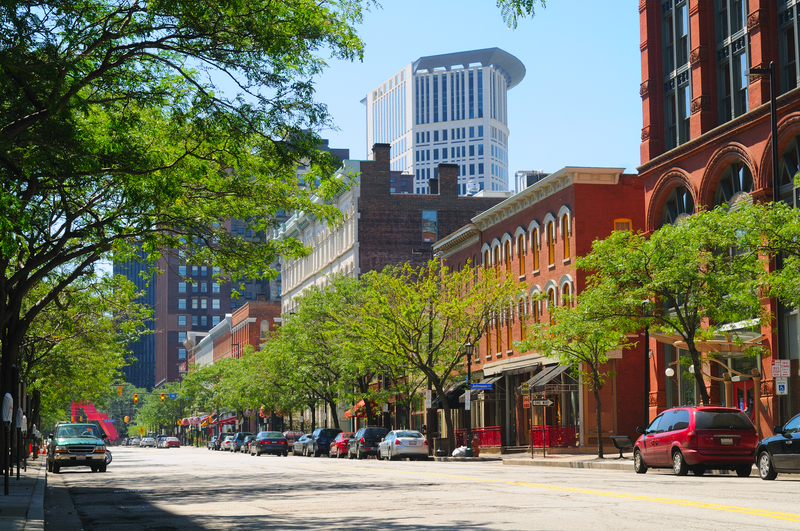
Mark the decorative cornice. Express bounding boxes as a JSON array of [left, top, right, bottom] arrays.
[[640, 79, 652, 98], [433, 224, 479, 255], [689, 45, 708, 65]]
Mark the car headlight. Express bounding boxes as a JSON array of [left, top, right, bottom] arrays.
[[95, 445, 106, 452], [55, 445, 66, 451]]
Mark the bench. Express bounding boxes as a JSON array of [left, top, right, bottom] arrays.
[[610, 436, 634, 459]]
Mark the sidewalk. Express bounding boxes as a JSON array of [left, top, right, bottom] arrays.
[[0, 457, 46, 531], [503, 451, 634, 471]]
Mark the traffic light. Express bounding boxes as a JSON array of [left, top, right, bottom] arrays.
[[134, 393, 138, 404], [118, 385, 123, 395], [124, 416, 129, 423], [160, 393, 165, 403]]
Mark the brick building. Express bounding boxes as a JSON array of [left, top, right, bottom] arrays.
[[639, 0, 800, 430], [435, 167, 646, 450]]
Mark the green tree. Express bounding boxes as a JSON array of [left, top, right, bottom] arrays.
[[517, 291, 633, 458], [497, 0, 547, 28], [0, 0, 371, 412], [356, 260, 524, 451], [577, 205, 765, 406]]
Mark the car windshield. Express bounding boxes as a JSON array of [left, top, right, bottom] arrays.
[[364, 429, 387, 437], [56, 425, 100, 438], [394, 431, 423, 438], [259, 432, 284, 438], [695, 410, 754, 430], [317, 429, 340, 438]]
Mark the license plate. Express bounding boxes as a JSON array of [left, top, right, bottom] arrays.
[[720, 438, 733, 445], [407, 441, 417, 445], [76, 456, 86, 460]]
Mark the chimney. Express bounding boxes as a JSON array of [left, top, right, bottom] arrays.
[[437, 163, 459, 197], [371, 143, 391, 166]]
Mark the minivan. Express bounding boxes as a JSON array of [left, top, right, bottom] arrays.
[[634, 406, 757, 476]]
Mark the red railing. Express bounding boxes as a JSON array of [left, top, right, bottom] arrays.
[[455, 426, 503, 447], [530, 425, 577, 447]]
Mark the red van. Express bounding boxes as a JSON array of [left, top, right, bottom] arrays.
[[633, 406, 757, 476]]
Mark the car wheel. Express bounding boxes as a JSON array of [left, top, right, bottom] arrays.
[[758, 451, 777, 480], [283, 452, 288, 457], [633, 449, 647, 474], [388, 449, 394, 461], [356, 448, 363, 460], [47, 460, 53, 472], [348, 449, 355, 460], [313, 446, 320, 458], [52, 464, 60, 474], [735, 464, 752, 477], [90, 465, 98, 472], [329, 450, 336, 458], [99, 464, 107, 473], [377, 449, 383, 461], [691, 466, 705, 476], [672, 451, 688, 476]]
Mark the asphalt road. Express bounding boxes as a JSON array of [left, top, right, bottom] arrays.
[[44, 445, 800, 530]]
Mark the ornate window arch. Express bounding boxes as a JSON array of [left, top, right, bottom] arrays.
[[491, 238, 502, 270], [481, 243, 492, 268], [528, 221, 541, 272], [660, 183, 696, 227], [713, 161, 754, 207], [559, 274, 574, 307], [529, 285, 542, 323], [501, 233, 513, 273], [558, 206, 572, 260], [543, 213, 557, 266]]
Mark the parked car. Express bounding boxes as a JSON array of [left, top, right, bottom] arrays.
[[230, 432, 254, 452], [633, 406, 757, 476], [156, 435, 168, 448], [348, 426, 389, 460], [129, 437, 140, 446], [329, 432, 355, 458], [221, 436, 235, 451], [207, 436, 218, 450], [140, 437, 156, 448], [755, 413, 800, 480], [240, 435, 255, 453], [283, 431, 304, 446], [251, 431, 289, 457], [292, 434, 312, 456], [378, 430, 428, 461], [309, 428, 342, 457], [165, 437, 181, 448], [46, 422, 109, 473]]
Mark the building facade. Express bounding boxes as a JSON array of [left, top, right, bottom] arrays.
[[364, 48, 525, 195], [639, 0, 800, 430], [435, 167, 646, 450]]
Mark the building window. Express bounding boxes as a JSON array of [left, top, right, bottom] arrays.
[[178, 315, 186, 326], [201, 266, 207, 276], [517, 234, 526, 276], [212, 299, 221, 309], [531, 229, 540, 271], [562, 283, 571, 307], [191, 298, 198, 309], [469, 164, 475, 175], [714, 161, 753, 206], [614, 219, 632, 231], [201, 282, 207, 293], [483, 249, 490, 268], [661, 184, 696, 227], [178, 265, 186, 276], [178, 348, 186, 359], [493, 246, 500, 270], [547, 288, 556, 322], [779, 3, 799, 94], [478, 163, 484, 175], [178, 299, 186, 310], [504, 240, 512, 273], [201, 298, 207, 309], [192, 282, 198, 293], [201, 315, 207, 326], [213, 267, 221, 275], [192, 265, 198, 276], [231, 302, 237, 310], [212, 315, 221, 326], [532, 298, 540, 323], [245, 292, 253, 300], [506, 310, 513, 351], [561, 214, 570, 260], [469, 145, 475, 157], [715, 0, 749, 124], [178, 282, 186, 293], [178, 331, 186, 343], [478, 144, 484, 156], [663, 0, 692, 149], [192, 315, 198, 326], [495, 316, 502, 353], [546, 222, 555, 266], [212, 282, 220, 293], [422, 211, 438, 242]]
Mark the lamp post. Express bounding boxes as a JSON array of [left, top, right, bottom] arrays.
[[463, 343, 474, 458], [642, 300, 651, 430]]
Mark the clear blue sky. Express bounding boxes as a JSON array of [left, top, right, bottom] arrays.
[[312, 0, 643, 190]]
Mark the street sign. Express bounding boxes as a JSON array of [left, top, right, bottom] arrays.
[[425, 389, 432, 409], [776, 377, 789, 395], [531, 399, 554, 407], [471, 383, 493, 390], [382, 403, 389, 413], [772, 359, 791, 378], [169, 393, 178, 399], [521, 382, 529, 395], [139, 428, 144, 434], [522, 396, 530, 409]]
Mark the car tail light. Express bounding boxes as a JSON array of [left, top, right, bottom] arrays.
[[395, 440, 402, 445], [687, 431, 697, 446], [259, 440, 267, 444], [360, 438, 365, 443], [424, 440, 428, 446], [279, 440, 287, 444]]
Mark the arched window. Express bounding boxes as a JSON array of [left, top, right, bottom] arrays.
[[493, 246, 500, 270], [561, 214, 571, 260], [495, 314, 502, 353], [518, 297, 527, 340], [546, 222, 555, 266], [483, 249, 490, 269], [531, 228, 540, 271], [485, 322, 491, 359], [517, 234, 526, 276], [506, 307, 513, 353], [780, 135, 800, 204], [547, 288, 556, 323], [504, 240, 512, 273], [532, 298, 540, 323], [660, 184, 695, 227], [714, 161, 753, 206], [561, 283, 571, 307]]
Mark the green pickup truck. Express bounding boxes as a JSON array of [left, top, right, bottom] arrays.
[[47, 422, 108, 473]]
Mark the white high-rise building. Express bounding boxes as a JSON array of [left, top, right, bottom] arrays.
[[363, 48, 525, 195]]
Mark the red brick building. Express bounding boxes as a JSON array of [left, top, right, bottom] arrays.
[[639, 0, 800, 430], [435, 167, 646, 449]]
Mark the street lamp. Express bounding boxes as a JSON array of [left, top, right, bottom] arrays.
[[463, 342, 474, 458]]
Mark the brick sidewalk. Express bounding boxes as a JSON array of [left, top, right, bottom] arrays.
[[0, 457, 46, 531]]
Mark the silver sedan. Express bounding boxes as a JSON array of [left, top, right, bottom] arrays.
[[377, 430, 428, 461]]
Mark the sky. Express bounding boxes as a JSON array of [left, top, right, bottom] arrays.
[[310, 0, 644, 191]]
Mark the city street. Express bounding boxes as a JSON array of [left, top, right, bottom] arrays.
[[44, 445, 800, 530]]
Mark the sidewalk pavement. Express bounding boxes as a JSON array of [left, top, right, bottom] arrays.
[[0, 457, 46, 531], [434, 450, 635, 470]]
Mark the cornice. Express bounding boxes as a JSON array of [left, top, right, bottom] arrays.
[[434, 224, 480, 256]]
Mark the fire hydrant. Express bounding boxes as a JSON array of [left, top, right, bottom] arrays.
[[471, 435, 481, 457]]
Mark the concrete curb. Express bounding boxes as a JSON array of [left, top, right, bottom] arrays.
[[24, 459, 45, 531], [503, 458, 634, 471], [433, 456, 504, 462]]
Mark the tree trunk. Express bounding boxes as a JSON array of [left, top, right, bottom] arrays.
[[593, 372, 604, 459], [689, 349, 710, 405], [432, 380, 455, 453], [326, 399, 340, 429]]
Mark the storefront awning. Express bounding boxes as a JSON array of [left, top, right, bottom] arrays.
[[431, 381, 469, 409], [526, 364, 571, 389], [651, 330, 765, 353]]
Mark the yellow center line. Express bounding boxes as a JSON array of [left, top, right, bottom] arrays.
[[298, 462, 800, 523]]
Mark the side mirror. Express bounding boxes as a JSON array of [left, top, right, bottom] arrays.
[[773, 425, 784, 435], [636, 426, 646, 434], [381, 438, 385, 442]]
